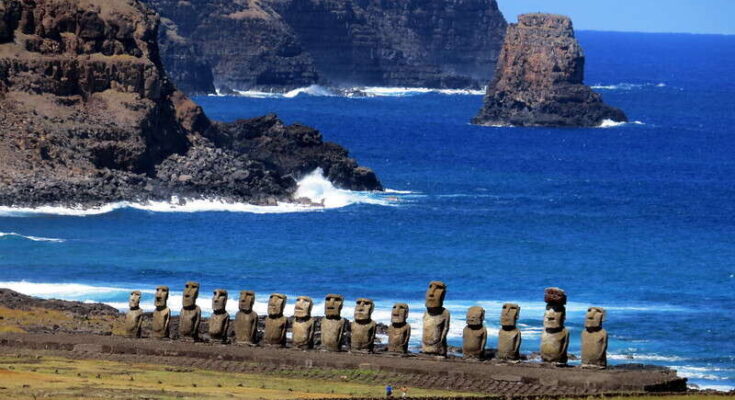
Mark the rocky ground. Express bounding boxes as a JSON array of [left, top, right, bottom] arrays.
[[0, 0, 381, 208], [473, 14, 628, 127]]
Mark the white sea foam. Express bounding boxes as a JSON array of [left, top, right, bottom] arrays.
[[0, 232, 65, 242], [591, 82, 667, 91], [357, 87, 485, 97], [0, 169, 410, 217], [211, 85, 484, 98], [598, 119, 646, 128], [608, 353, 686, 362]]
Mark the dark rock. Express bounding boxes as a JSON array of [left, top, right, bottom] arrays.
[[473, 14, 628, 127]]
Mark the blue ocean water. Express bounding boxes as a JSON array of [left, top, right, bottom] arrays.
[[1, 32, 734, 389]]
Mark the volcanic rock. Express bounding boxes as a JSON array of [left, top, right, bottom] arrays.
[[473, 14, 627, 127], [0, 0, 381, 208]]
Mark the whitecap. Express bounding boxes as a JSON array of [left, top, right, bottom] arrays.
[[0, 232, 65, 242], [598, 119, 646, 128], [211, 85, 484, 98], [608, 353, 685, 362]]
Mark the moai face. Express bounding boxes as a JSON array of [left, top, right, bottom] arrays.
[[182, 281, 200, 308], [267, 293, 286, 318], [354, 298, 374, 322], [129, 291, 141, 309], [585, 307, 605, 330], [501, 303, 520, 327], [154, 286, 169, 308], [544, 305, 566, 330], [239, 290, 255, 312], [212, 289, 228, 313], [391, 303, 409, 325], [466, 306, 485, 327], [425, 281, 447, 309], [324, 294, 344, 318], [294, 296, 313, 319]]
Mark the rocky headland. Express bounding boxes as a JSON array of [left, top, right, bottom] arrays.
[[0, 0, 381, 208], [473, 14, 628, 127], [140, 0, 507, 94]]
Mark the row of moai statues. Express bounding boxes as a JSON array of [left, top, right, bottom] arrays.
[[122, 282, 607, 368]]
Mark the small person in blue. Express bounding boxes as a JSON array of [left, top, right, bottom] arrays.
[[385, 384, 393, 397]]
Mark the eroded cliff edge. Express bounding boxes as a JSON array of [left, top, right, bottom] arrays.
[[141, 0, 507, 93], [0, 0, 381, 208], [473, 14, 627, 127]]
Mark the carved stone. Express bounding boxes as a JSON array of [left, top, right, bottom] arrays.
[[321, 294, 347, 352], [387, 303, 411, 354], [350, 298, 377, 353], [581, 307, 608, 368], [234, 290, 258, 345], [208, 289, 230, 342], [422, 281, 450, 356], [292, 296, 316, 349], [540, 288, 569, 365], [179, 281, 202, 341], [496, 303, 522, 361], [263, 293, 287, 347], [122, 291, 144, 338], [151, 286, 171, 339], [462, 306, 486, 360]]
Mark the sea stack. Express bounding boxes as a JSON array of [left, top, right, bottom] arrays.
[[473, 13, 627, 127]]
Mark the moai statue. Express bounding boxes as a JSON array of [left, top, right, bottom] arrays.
[[234, 290, 258, 345], [179, 281, 202, 341], [151, 286, 171, 339], [350, 298, 377, 353], [387, 303, 411, 354], [292, 296, 317, 349], [496, 303, 522, 362], [462, 306, 487, 360], [540, 287, 570, 365], [581, 307, 608, 368], [122, 291, 144, 338], [208, 289, 230, 343], [263, 293, 287, 347], [321, 294, 348, 352], [422, 281, 450, 356]]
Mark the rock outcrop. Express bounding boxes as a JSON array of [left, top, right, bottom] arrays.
[[473, 14, 627, 127], [0, 0, 381, 207], [140, 0, 507, 93]]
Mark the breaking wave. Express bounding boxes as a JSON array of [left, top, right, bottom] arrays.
[[211, 85, 484, 98], [598, 119, 646, 128], [0, 169, 410, 217], [0, 232, 65, 242]]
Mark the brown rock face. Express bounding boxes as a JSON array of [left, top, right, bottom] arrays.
[[0, 0, 380, 207], [473, 14, 627, 127]]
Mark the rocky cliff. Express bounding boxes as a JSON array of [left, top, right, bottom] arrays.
[[473, 14, 627, 127], [0, 0, 380, 207], [140, 0, 507, 93]]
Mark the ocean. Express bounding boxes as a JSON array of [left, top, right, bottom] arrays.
[[1, 31, 733, 390]]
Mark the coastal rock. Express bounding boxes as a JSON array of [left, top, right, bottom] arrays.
[[140, 0, 507, 92], [0, 0, 381, 208], [473, 14, 627, 127]]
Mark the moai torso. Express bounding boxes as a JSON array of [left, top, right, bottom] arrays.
[[462, 306, 486, 360], [581, 307, 608, 368], [179, 281, 202, 341], [496, 303, 522, 361], [422, 281, 450, 356], [292, 296, 316, 349], [151, 286, 171, 339], [123, 308, 144, 338], [263, 293, 287, 347], [388, 303, 411, 354], [351, 298, 376, 353], [321, 294, 347, 351], [234, 290, 258, 345], [540, 328, 570, 363]]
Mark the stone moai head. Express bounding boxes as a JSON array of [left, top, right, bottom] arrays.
[[129, 291, 141, 310], [267, 293, 286, 318], [391, 303, 409, 325], [212, 289, 228, 313], [500, 303, 520, 328], [182, 281, 200, 308], [239, 290, 255, 312], [294, 296, 313, 319], [354, 298, 374, 322], [324, 294, 344, 319], [425, 281, 447, 309], [466, 306, 485, 327], [585, 307, 605, 330], [154, 286, 169, 308], [544, 305, 566, 330]]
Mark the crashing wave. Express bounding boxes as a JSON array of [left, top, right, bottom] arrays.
[[598, 119, 646, 128], [210, 85, 484, 98], [0, 232, 65, 242]]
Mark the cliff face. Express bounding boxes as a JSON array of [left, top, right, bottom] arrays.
[[140, 0, 506, 92], [473, 14, 627, 127], [0, 0, 380, 207]]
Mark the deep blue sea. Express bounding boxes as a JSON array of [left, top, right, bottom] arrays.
[[1, 31, 734, 389]]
